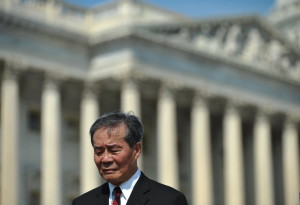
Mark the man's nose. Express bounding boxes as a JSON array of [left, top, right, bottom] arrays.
[[101, 151, 113, 163]]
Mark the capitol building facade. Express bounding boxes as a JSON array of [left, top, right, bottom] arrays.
[[0, 0, 300, 205]]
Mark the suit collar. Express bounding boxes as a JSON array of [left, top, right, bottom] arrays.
[[127, 172, 150, 205], [95, 183, 110, 205]]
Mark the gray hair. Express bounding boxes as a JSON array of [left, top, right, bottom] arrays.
[[89, 110, 143, 148]]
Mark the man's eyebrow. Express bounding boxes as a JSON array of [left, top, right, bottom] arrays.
[[93, 146, 104, 149], [106, 144, 119, 148], [93, 144, 120, 149]]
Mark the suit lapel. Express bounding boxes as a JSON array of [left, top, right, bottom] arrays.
[[95, 183, 110, 205], [127, 172, 150, 205]]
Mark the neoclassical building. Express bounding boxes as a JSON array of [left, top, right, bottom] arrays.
[[0, 0, 299, 205]]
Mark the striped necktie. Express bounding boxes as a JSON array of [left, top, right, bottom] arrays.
[[112, 187, 122, 205]]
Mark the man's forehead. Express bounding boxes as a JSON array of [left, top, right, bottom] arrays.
[[96, 123, 126, 138]]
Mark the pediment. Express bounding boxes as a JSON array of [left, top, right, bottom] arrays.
[[135, 16, 300, 83]]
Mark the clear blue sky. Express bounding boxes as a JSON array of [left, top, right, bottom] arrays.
[[64, 0, 276, 18]]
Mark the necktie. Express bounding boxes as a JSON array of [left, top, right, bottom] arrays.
[[112, 187, 122, 205]]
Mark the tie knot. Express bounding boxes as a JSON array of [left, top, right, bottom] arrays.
[[114, 187, 122, 198]]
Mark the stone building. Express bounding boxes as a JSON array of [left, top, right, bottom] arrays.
[[0, 0, 299, 205]]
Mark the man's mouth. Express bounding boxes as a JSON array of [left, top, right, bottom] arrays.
[[102, 169, 117, 174]]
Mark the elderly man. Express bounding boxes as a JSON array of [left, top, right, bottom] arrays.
[[72, 110, 187, 205]]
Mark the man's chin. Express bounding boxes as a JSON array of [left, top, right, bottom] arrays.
[[103, 176, 123, 186], [101, 172, 118, 180]]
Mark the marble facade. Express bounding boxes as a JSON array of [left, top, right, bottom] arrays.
[[0, 0, 300, 205]]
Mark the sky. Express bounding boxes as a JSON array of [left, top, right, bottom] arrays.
[[64, 0, 276, 18]]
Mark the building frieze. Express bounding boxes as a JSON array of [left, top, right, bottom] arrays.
[[2, 2, 299, 87], [132, 18, 300, 85], [0, 50, 87, 81], [0, 9, 88, 43]]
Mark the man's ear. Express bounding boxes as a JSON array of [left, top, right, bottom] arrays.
[[134, 142, 142, 159]]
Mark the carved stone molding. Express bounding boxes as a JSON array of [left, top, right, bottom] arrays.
[[255, 106, 276, 121], [158, 83, 175, 99], [2, 59, 29, 80], [82, 81, 100, 99], [113, 66, 146, 82], [43, 72, 64, 91], [193, 89, 213, 101]]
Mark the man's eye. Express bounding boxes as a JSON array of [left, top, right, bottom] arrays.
[[95, 151, 103, 156]]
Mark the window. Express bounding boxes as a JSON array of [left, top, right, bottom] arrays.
[[28, 191, 40, 205], [28, 109, 41, 132], [65, 115, 79, 141]]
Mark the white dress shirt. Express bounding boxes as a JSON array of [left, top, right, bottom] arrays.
[[108, 169, 141, 205]]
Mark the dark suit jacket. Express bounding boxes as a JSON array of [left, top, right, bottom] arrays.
[[72, 172, 188, 205]]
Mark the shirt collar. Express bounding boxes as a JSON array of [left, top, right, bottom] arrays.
[[108, 169, 141, 200]]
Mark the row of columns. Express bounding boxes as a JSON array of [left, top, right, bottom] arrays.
[[0, 72, 146, 205], [0, 68, 299, 205], [191, 97, 299, 205]]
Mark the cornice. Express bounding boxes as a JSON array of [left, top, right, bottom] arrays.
[[0, 10, 88, 44], [85, 25, 300, 87], [131, 26, 300, 86], [0, 50, 87, 81], [1, 12, 299, 88], [133, 59, 300, 116], [143, 15, 300, 55]]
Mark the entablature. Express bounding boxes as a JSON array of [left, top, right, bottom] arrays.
[[137, 16, 300, 84]]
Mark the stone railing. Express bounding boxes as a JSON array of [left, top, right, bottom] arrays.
[[18, 0, 119, 22]]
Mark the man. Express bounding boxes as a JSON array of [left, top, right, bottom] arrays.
[[72, 110, 188, 205]]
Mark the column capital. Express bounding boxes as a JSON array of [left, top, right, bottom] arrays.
[[194, 89, 213, 99], [43, 72, 65, 90], [44, 69, 69, 84], [82, 81, 100, 97], [121, 77, 140, 88], [158, 84, 176, 99], [2, 59, 28, 80], [283, 115, 299, 126], [284, 112, 300, 123], [4, 58, 28, 71], [255, 106, 276, 118], [114, 69, 145, 82], [3, 67, 20, 81], [192, 90, 212, 107], [226, 97, 246, 108]]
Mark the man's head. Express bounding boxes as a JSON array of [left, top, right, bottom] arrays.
[[90, 111, 143, 186]]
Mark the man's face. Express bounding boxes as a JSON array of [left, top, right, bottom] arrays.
[[93, 123, 141, 186]]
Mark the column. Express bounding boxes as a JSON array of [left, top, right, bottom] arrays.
[[41, 76, 62, 205], [253, 111, 274, 205], [80, 83, 101, 194], [157, 86, 178, 189], [121, 79, 143, 169], [121, 79, 141, 117], [282, 118, 299, 205], [223, 103, 245, 205], [0, 68, 20, 205], [191, 93, 213, 205]]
